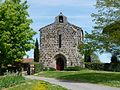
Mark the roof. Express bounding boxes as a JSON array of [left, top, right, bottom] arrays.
[[22, 58, 33, 63], [39, 12, 83, 32]]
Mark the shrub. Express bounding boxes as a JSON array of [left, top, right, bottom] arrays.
[[0, 68, 6, 75], [103, 63, 110, 71], [85, 63, 104, 70], [43, 67, 48, 71], [64, 66, 83, 71], [107, 63, 120, 72], [34, 63, 43, 73], [49, 67, 56, 71], [85, 63, 120, 72], [0, 74, 25, 89]]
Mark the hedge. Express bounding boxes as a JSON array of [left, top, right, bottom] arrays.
[[43, 67, 56, 71], [85, 63, 120, 72], [64, 66, 83, 71], [85, 63, 104, 70], [49, 67, 56, 71]]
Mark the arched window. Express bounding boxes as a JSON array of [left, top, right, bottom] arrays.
[[59, 16, 63, 23]]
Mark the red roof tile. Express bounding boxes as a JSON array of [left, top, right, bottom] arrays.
[[22, 58, 33, 63]]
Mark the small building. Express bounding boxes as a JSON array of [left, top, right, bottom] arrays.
[[39, 13, 84, 70], [22, 58, 34, 75]]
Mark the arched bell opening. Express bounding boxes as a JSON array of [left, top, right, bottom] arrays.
[[59, 16, 63, 23]]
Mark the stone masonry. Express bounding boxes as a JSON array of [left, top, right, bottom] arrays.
[[39, 12, 84, 70]]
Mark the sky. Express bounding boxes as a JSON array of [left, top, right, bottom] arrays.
[[26, 0, 112, 63]]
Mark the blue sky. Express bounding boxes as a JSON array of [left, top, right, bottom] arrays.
[[26, 0, 112, 63]]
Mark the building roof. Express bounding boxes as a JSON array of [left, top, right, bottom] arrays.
[[39, 12, 83, 32], [22, 58, 33, 63]]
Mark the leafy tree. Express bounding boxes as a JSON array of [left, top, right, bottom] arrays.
[[111, 54, 119, 63], [34, 38, 39, 62], [0, 0, 36, 66], [91, 53, 101, 63], [79, 43, 101, 63], [78, 32, 99, 62], [92, 0, 120, 30], [79, 42, 100, 63], [103, 21, 120, 45], [79, 0, 120, 63], [86, 0, 120, 61], [103, 21, 120, 59], [0, 0, 1, 2]]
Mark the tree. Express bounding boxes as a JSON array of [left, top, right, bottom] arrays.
[[103, 21, 120, 45], [111, 54, 119, 63], [92, 0, 120, 30], [78, 42, 101, 63], [34, 38, 39, 62], [0, 0, 36, 66], [91, 53, 101, 63], [103, 21, 120, 58], [78, 32, 99, 62], [86, 0, 120, 60]]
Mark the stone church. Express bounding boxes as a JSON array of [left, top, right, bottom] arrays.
[[39, 12, 84, 70]]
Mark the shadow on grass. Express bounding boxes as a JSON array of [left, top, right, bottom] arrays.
[[57, 72, 120, 84]]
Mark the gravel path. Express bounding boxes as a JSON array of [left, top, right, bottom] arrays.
[[24, 75, 120, 90]]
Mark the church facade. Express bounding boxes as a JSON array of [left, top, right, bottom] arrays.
[[39, 13, 84, 70]]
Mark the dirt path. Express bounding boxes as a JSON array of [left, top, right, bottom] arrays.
[[24, 75, 120, 90]]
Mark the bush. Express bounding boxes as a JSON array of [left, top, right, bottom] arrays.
[[64, 66, 83, 71], [43, 67, 48, 71], [85, 62, 120, 72], [104, 63, 120, 72], [85, 63, 104, 70], [34, 63, 43, 73], [0, 74, 25, 89], [43, 67, 56, 71], [0, 68, 6, 75], [49, 67, 56, 71]]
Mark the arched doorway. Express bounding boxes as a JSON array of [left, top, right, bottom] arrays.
[[55, 54, 66, 70]]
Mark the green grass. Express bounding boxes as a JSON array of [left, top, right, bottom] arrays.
[[36, 70, 120, 88], [7, 80, 67, 90], [0, 74, 25, 89], [0, 75, 67, 90]]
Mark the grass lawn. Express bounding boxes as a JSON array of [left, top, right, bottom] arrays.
[[0, 75, 67, 90], [7, 80, 67, 90], [0, 75, 25, 89], [36, 69, 120, 88]]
